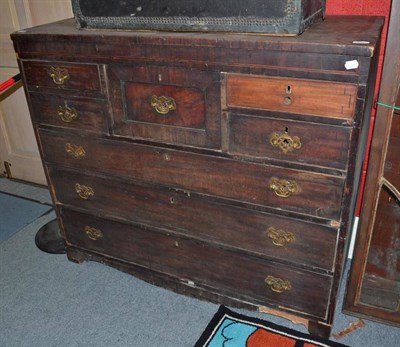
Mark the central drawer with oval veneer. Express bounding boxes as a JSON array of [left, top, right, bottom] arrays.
[[40, 129, 345, 219], [108, 65, 221, 149]]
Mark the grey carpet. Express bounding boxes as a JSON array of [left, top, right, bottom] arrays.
[[0, 192, 52, 242], [0, 180, 398, 346], [0, 177, 52, 205]]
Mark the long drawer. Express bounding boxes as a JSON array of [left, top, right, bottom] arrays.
[[40, 129, 345, 219], [49, 167, 338, 271], [61, 208, 332, 320]]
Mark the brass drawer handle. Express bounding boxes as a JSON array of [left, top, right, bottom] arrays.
[[270, 132, 301, 154], [84, 226, 103, 240], [266, 227, 295, 247], [48, 66, 70, 85], [65, 143, 86, 159], [265, 275, 292, 293], [269, 177, 300, 198], [58, 102, 78, 123], [150, 95, 176, 115], [75, 183, 94, 200]]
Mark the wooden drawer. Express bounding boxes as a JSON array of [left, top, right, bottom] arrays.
[[29, 93, 109, 134], [50, 168, 338, 271], [228, 114, 351, 170], [108, 65, 220, 149], [226, 74, 357, 121], [22, 60, 103, 94], [61, 209, 332, 319], [40, 129, 345, 219]]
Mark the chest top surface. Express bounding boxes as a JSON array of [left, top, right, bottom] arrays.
[[12, 16, 382, 57]]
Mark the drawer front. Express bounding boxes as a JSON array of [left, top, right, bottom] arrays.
[[228, 114, 351, 170], [123, 82, 205, 128], [22, 60, 103, 93], [40, 130, 345, 219], [108, 65, 220, 148], [29, 93, 109, 134], [62, 209, 332, 319], [226, 74, 357, 121], [50, 168, 338, 271]]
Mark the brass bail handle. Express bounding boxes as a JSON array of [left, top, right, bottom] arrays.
[[65, 143, 86, 159], [75, 183, 94, 200], [58, 102, 78, 123], [48, 66, 70, 85], [84, 226, 103, 241], [269, 177, 300, 198], [270, 132, 301, 154], [265, 275, 292, 293], [266, 227, 295, 247], [150, 95, 176, 115]]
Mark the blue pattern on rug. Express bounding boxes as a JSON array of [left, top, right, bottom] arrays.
[[209, 318, 257, 347]]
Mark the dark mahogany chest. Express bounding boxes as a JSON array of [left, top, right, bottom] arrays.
[[12, 16, 382, 337]]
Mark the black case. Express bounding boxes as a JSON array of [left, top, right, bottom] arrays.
[[71, 0, 325, 35]]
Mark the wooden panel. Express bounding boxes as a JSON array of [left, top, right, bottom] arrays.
[[0, 0, 20, 68], [226, 74, 357, 120], [29, 93, 109, 134], [0, 72, 45, 184], [358, 175, 399, 312], [359, 112, 400, 313], [61, 208, 333, 319], [228, 114, 351, 170], [383, 114, 400, 187], [50, 167, 338, 271], [20, 0, 72, 27], [109, 65, 220, 148], [362, 188, 400, 295], [22, 60, 103, 94], [40, 129, 345, 220]]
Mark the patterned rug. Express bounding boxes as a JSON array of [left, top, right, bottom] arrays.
[[195, 306, 348, 347]]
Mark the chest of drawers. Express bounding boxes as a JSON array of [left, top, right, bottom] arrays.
[[12, 16, 382, 337]]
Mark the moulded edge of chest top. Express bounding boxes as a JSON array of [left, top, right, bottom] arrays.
[[12, 41, 370, 85]]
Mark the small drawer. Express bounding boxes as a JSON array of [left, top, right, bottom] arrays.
[[40, 129, 345, 220], [22, 60, 103, 94], [29, 93, 109, 134], [228, 114, 351, 170], [61, 209, 332, 319], [226, 74, 357, 121], [50, 168, 338, 271], [108, 65, 221, 149]]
